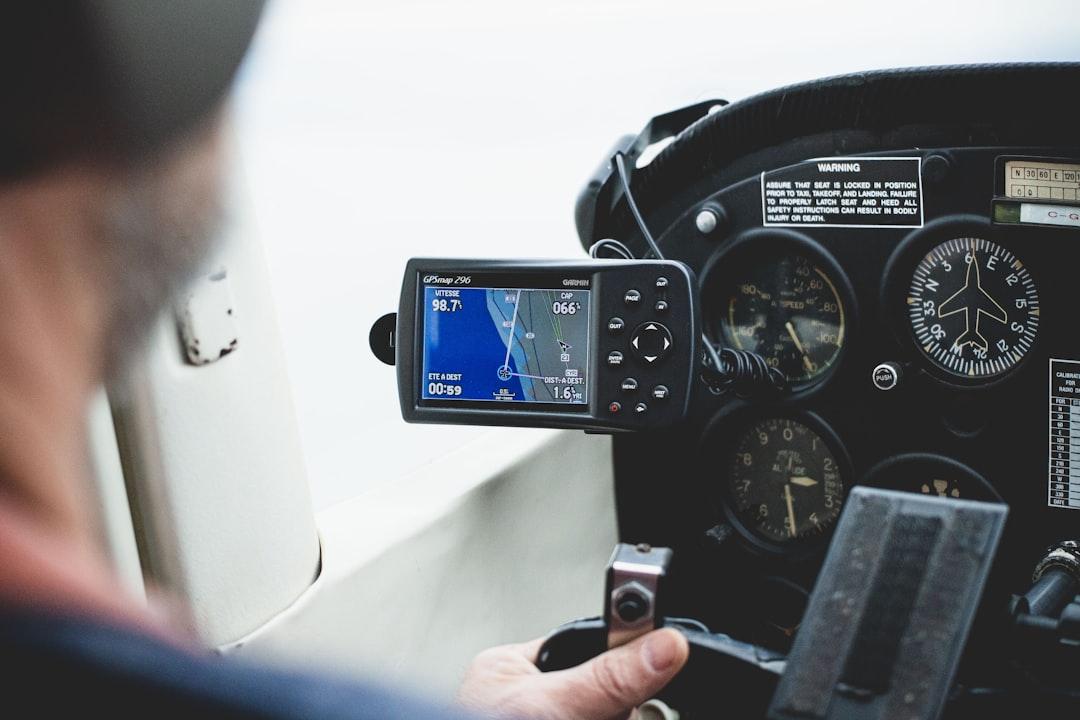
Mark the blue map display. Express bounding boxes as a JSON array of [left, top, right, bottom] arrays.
[[421, 286, 590, 404]]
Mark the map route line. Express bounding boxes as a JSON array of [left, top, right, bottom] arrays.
[[545, 290, 565, 344], [525, 292, 556, 397], [487, 287, 580, 403], [503, 288, 522, 369], [491, 292, 544, 392]]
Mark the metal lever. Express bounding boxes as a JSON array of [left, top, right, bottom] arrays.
[[605, 543, 673, 649]]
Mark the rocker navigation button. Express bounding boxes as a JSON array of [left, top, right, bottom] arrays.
[[630, 322, 673, 364]]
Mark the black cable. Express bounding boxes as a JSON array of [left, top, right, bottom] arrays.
[[608, 152, 787, 398], [612, 152, 665, 260], [701, 346, 787, 397], [588, 238, 635, 260]]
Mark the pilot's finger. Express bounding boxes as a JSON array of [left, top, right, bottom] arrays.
[[543, 628, 688, 720], [513, 636, 547, 665]]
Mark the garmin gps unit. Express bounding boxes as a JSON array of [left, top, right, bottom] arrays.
[[396, 258, 699, 431]]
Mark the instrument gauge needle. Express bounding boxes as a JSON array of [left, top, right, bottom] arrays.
[[784, 483, 797, 538], [790, 476, 818, 487], [785, 321, 816, 373]]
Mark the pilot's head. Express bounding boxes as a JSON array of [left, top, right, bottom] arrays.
[[0, 3, 263, 379]]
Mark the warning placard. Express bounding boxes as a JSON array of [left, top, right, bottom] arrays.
[[761, 157, 923, 228]]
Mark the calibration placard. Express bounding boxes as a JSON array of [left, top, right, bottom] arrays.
[[1049, 358, 1080, 509], [761, 157, 923, 228], [1005, 160, 1080, 202]]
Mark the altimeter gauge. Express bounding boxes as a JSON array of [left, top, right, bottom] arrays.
[[727, 417, 845, 545], [907, 237, 1038, 379]]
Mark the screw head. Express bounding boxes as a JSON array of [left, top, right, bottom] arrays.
[[611, 580, 655, 625], [695, 209, 718, 234], [616, 593, 649, 622], [922, 154, 950, 184]]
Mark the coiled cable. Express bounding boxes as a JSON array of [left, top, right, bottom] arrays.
[[701, 343, 787, 397]]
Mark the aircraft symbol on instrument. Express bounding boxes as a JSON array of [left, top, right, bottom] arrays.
[[937, 253, 1008, 352]]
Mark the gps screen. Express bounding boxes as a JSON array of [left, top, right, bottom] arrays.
[[420, 281, 590, 407]]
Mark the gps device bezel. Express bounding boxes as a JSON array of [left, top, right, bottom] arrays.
[[397, 258, 699, 432]]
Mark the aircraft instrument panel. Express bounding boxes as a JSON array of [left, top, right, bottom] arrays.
[[567, 65, 1080, 692]]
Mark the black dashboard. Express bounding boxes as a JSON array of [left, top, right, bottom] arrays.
[[577, 64, 1080, 687]]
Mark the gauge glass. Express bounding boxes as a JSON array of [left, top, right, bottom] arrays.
[[907, 237, 1039, 379], [720, 252, 845, 384], [862, 453, 1000, 504], [728, 417, 844, 544], [750, 577, 808, 652]]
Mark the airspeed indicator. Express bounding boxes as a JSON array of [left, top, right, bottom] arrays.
[[906, 237, 1039, 379]]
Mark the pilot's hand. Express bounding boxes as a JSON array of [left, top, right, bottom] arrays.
[[458, 628, 689, 720]]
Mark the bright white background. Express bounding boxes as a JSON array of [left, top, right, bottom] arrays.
[[232, 0, 1079, 510]]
